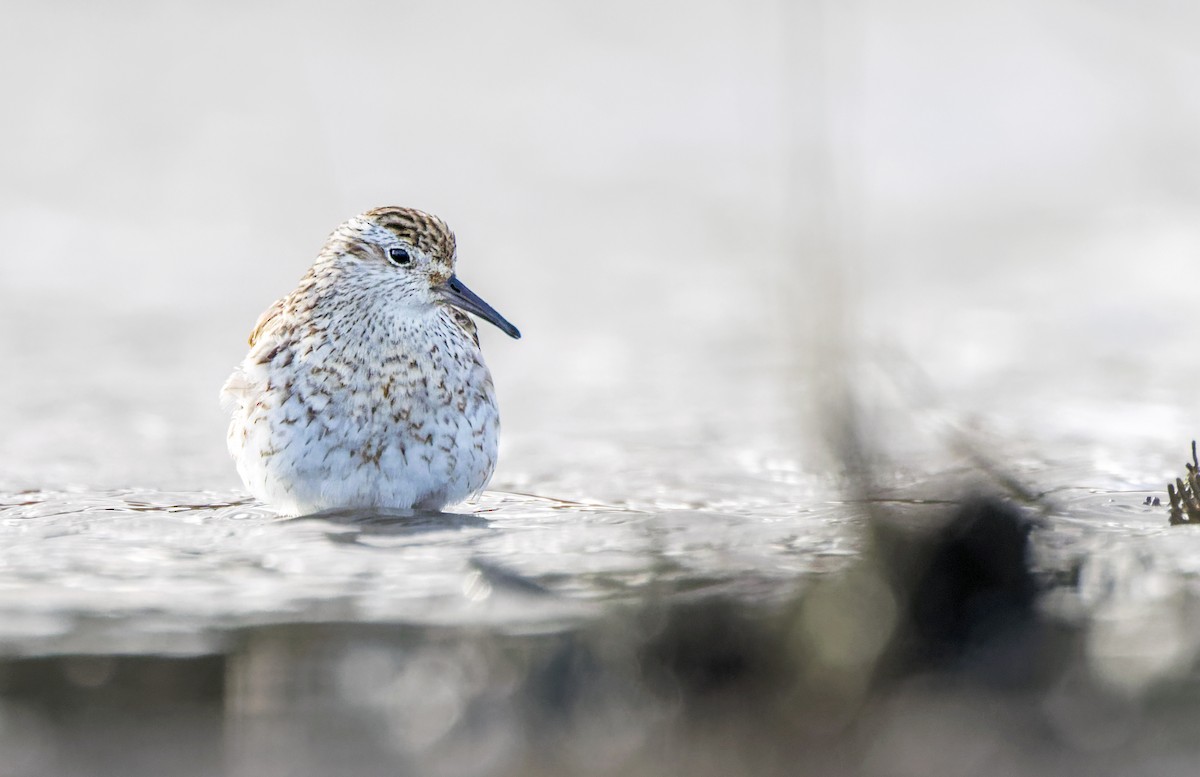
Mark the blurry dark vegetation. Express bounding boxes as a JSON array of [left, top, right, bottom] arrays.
[[1167, 442, 1200, 525]]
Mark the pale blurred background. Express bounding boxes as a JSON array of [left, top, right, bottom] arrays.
[[1, 0, 798, 495], [3, 0, 1198, 496], [4, 2, 1200, 775]]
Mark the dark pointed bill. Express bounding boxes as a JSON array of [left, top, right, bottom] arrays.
[[442, 275, 521, 339]]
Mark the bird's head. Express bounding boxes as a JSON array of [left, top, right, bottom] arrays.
[[324, 206, 520, 339]]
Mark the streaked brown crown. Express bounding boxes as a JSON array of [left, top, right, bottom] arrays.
[[362, 206, 456, 264]]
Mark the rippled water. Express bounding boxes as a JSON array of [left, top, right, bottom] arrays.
[[0, 486, 860, 655]]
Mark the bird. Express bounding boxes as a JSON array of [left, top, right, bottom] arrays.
[[220, 206, 520, 516]]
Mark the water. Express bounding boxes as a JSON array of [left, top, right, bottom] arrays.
[[6, 0, 1200, 774], [0, 487, 856, 654]]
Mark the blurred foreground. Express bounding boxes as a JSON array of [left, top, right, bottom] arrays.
[[2, 490, 1197, 777]]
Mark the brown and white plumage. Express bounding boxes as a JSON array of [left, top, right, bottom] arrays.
[[221, 207, 520, 516]]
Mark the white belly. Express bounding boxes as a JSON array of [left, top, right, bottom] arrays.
[[223, 325, 499, 516]]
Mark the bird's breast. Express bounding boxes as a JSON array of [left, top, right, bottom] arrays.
[[291, 314, 498, 446]]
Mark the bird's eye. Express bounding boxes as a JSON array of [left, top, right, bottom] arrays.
[[388, 247, 411, 266]]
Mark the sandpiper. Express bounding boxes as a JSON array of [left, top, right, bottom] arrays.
[[220, 206, 520, 516]]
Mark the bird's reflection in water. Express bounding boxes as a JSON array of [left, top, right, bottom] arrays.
[[287, 506, 492, 539]]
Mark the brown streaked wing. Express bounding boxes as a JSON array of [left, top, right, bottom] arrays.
[[248, 298, 286, 346]]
